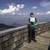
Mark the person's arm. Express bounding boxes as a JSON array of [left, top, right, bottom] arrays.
[[29, 18, 30, 22], [35, 18, 37, 27], [35, 18, 37, 23]]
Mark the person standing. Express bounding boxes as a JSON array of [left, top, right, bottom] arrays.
[[28, 12, 37, 43]]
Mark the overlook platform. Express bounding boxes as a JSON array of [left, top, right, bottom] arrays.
[[0, 22, 50, 50], [19, 31, 50, 50]]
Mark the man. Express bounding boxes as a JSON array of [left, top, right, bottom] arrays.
[[28, 12, 37, 43]]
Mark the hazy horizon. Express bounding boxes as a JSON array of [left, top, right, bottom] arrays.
[[0, 0, 50, 26]]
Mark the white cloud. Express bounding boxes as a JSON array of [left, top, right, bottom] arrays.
[[37, 1, 50, 16], [32, 6, 37, 9], [36, 12, 40, 15], [37, 11, 50, 15], [46, 11, 50, 15], [36, 11, 50, 16], [36, 12, 45, 15], [17, 4, 20, 8], [0, 5, 18, 14], [40, 1, 50, 7], [0, 4, 24, 15], [17, 4, 24, 9], [20, 4, 24, 8], [12, 12, 16, 15]]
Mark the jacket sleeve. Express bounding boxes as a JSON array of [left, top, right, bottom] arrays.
[[35, 18, 37, 23], [29, 18, 30, 22]]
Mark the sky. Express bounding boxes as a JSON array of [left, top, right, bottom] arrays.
[[0, 0, 50, 26]]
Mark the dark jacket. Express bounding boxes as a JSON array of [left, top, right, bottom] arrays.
[[29, 17, 37, 28]]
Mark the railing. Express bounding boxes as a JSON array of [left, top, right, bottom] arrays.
[[0, 22, 50, 50]]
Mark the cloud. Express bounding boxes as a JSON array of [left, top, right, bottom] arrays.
[[0, 4, 24, 15], [36, 12, 45, 15], [36, 12, 40, 15], [40, 1, 50, 7], [0, 5, 19, 15], [17, 4, 24, 9], [36, 11, 50, 16], [32, 6, 37, 9], [36, 1, 50, 16], [46, 11, 50, 15]]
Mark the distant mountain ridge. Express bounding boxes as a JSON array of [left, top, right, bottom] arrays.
[[0, 23, 14, 28]]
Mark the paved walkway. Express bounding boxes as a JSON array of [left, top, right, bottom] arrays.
[[19, 31, 50, 50]]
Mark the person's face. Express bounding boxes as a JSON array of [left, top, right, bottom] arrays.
[[30, 15, 34, 17]]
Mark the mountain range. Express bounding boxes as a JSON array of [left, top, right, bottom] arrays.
[[0, 23, 15, 30]]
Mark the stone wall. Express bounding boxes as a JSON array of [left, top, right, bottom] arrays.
[[0, 22, 50, 50], [36, 22, 50, 35]]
